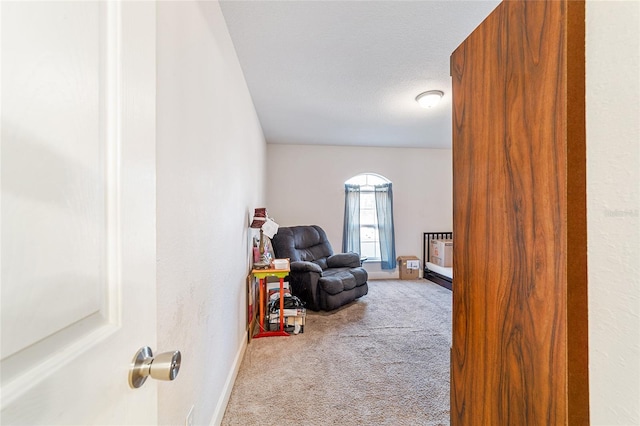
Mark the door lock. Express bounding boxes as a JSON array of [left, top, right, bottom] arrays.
[[129, 346, 181, 389]]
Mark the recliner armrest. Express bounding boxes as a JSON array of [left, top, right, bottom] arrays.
[[290, 261, 323, 274], [327, 252, 361, 268]]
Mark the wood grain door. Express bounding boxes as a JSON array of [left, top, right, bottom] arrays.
[[450, 1, 588, 424]]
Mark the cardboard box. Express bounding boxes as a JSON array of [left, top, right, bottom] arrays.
[[430, 239, 453, 267], [397, 255, 420, 280]]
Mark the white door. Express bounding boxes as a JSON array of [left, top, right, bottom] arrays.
[[1, 1, 158, 424]]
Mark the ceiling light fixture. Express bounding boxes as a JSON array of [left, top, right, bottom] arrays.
[[416, 90, 444, 108]]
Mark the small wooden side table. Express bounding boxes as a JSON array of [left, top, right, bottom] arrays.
[[251, 263, 290, 338]]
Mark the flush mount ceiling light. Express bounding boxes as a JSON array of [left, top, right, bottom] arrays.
[[416, 90, 444, 108]]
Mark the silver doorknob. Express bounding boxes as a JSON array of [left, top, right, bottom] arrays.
[[129, 346, 181, 389]]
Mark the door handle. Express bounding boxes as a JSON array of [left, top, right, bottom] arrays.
[[128, 346, 181, 389]]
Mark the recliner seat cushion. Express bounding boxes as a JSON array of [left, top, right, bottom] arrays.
[[318, 276, 344, 295], [319, 270, 356, 294], [348, 267, 368, 285]]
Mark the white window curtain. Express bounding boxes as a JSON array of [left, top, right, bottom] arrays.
[[374, 183, 396, 270], [342, 184, 360, 254]]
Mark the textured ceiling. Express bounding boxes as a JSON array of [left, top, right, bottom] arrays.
[[219, 1, 500, 149]]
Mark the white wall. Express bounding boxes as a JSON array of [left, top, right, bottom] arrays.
[[156, 2, 265, 425], [586, 1, 640, 424], [266, 144, 452, 278]]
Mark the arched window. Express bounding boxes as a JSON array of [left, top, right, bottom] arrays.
[[343, 173, 397, 269]]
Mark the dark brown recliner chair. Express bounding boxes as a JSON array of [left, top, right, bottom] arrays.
[[271, 225, 368, 311]]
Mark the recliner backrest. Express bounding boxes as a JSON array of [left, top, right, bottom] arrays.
[[271, 225, 334, 266]]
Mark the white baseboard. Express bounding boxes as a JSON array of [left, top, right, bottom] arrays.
[[367, 271, 400, 280], [210, 334, 248, 426], [367, 272, 424, 280]]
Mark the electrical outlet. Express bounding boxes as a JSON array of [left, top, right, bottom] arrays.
[[185, 405, 194, 426]]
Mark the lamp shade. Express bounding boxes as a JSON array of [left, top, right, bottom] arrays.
[[250, 208, 267, 228]]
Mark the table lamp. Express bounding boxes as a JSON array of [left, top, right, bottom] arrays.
[[250, 208, 279, 269]]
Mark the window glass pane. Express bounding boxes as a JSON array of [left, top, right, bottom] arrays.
[[365, 175, 386, 185], [345, 173, 389, 186], [345, 175, 367, 185], [361, 192, 376, 210], [360, 209, 376, 225], [361, 226, 377, 242], [361, 242, 377, 258]]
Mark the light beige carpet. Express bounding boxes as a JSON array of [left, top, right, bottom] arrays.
[[221, 279, 452, 426]]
